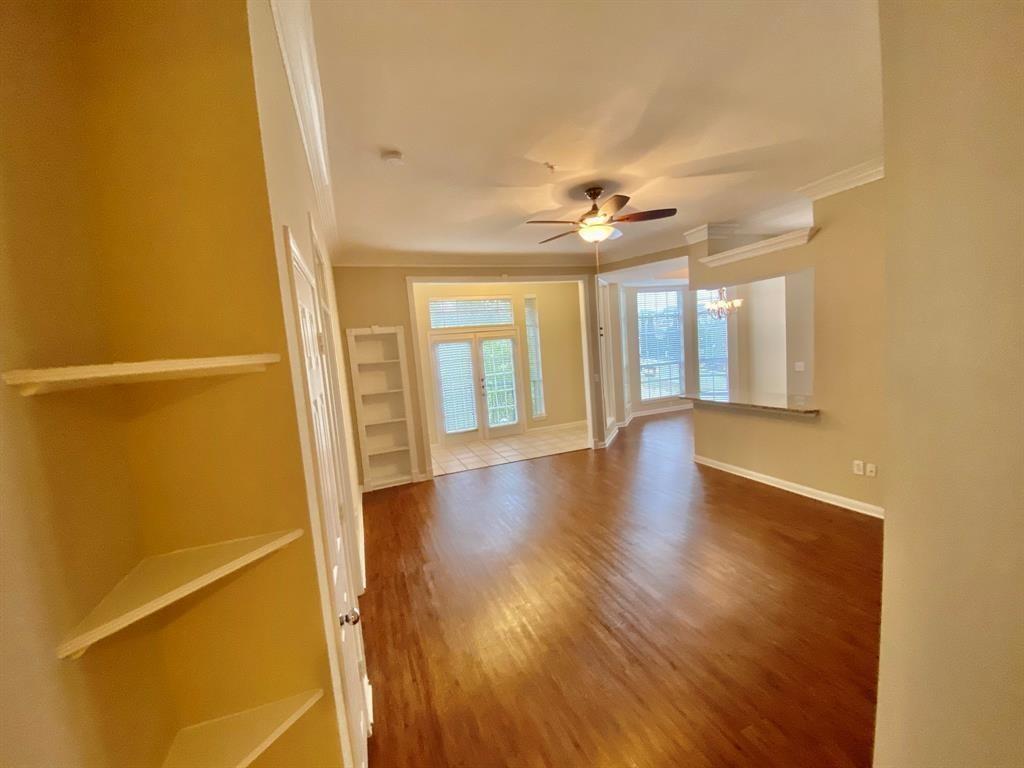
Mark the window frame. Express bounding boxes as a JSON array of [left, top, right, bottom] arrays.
[[523, 294, 546, 420], [633, 287, 686, 403]]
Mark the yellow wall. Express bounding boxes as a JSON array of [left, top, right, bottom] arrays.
[[874, 1, 1024, 765], [1, 4, 176, 765], [1, 1, 342, 765], [334, 265, 603, 478], [689, 181, 886, 508], [412, 282, 587, 445]]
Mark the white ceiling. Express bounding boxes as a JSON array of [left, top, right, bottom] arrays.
[[312, 0, 881, 263]]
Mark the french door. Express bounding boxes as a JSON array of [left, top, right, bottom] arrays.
[[432, 331, 525, 444]]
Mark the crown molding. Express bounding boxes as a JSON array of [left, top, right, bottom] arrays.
[[332, 249, 597, 270], [795, 158, 885, 201], [698, 227, 819, 267]]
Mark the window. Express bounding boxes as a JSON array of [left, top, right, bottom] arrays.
[[696, 288, 729, 400], [636, 290, 683, 401], [429, 298, 513, 329], [524, 297, 545, 418]]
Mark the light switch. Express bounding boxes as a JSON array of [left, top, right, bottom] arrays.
[[794, 361, 806, 372], [853, 460, 865, 475]]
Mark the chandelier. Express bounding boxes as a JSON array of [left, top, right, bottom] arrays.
[[704, 287, 744, 319]]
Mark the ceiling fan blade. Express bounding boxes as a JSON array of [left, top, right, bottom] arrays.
[[613, 208, 677, 223], [539, 231, 576, 244], [598, 194, 630, 217], [527, 220, 576, 224]]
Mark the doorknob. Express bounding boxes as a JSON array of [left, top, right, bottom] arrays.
[[339, 608, 360, 626]]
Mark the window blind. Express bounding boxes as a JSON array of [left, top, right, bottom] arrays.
[[434, 340, 478, 433], [696, 289, 729, 400], [524, 297, 545, 418], [429, 298, 513, 329], [636, 290, 683, 401]]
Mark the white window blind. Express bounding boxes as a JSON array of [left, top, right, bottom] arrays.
[[429, 298, 513, 329], [637, 290, 683, 401], [696, 289, 729, 400], [434, 340, 478, 434], [524, 297, 545, 418]]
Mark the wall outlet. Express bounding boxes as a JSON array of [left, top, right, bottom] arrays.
[[852, 459, 865, 476], [794, 361, 806, 372], [866, 463, 877, 477]]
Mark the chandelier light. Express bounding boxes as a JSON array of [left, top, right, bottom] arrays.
[[704, 287, 744, 319]]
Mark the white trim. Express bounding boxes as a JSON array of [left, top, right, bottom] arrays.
[[629, 401, 693, 418], [795, 158, 885, 201], [693, 455, 885, 519], [269, 1, 337, 242], [698, 227, 818, 268], [527, 419, 588, 435], [595, 424, 618, 449]]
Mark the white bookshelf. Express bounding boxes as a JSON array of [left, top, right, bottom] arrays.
[[346, 325, 419, 490], [57, 530, 303, 659], [162, 689, 322, 768], [3, 354, 280, 396]]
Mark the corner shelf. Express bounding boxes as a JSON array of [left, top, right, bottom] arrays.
[[162, 689, 322, 768], [58, 529, 303, 659], [366, 416, 406, 427], [357, 358, 400, 366], [3, 354, 280, 396]]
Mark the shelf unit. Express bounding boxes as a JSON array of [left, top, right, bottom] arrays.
[[58, 530, 303, 659], [10, 348, 327, 759], [3, 354, 281, 396], [346, 325, 419, 490], [162, 689, 322, 768]]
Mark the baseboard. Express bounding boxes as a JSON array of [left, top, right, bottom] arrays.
[[693, 455, 885, 519], [526, 419, 588, 434], [627, 401, 693, 421], [596, 424, 619, 449]]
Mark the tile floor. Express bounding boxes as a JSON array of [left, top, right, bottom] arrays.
[[431, 422, 590, 476]]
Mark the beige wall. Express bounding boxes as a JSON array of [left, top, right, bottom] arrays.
[[874, 1, 1024, 765], [412, 282, 587, 445], [689, 180, 886, 508], [334, 265, 604, 479], [1, 2, 342, 765]]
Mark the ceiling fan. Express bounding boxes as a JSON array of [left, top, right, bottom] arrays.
[[528, 186, 677, 245]]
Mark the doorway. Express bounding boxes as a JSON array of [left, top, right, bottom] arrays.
[[410, 280, 594, 477], [432, 330, 524, 445]]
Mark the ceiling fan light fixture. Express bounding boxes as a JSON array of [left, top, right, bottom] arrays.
[[581, 212, 610, 226], [578, 224, 618, 243]]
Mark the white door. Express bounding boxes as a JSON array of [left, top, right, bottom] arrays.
[[432, 331, 524, 444], [288, 237, 369, 768]]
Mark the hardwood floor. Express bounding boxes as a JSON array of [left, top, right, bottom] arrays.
[[361, 412, 882, 767]]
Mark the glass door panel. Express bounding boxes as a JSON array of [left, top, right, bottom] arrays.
[[433, 339, 479, 436], [480, 337, 518, 429]]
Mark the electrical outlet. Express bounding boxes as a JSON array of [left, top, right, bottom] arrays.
[[866, 463, 877, 477], [852, 459, 865, 476]]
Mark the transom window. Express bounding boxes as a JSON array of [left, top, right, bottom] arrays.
[[429, 298, 513, 329], [636, 289, 683, 401]]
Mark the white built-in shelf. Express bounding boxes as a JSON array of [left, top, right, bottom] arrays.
[[366, 416, 407, 427], [347, 325, 419, 491], [3, 354, 281, 396], [58, 529, 303, 659], [367, 445, 410, 457], [361, 388, 404, 397], [162, 689, 322, 768]]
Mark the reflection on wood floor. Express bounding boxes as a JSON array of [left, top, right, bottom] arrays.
[[361, 411, 882, 767]]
